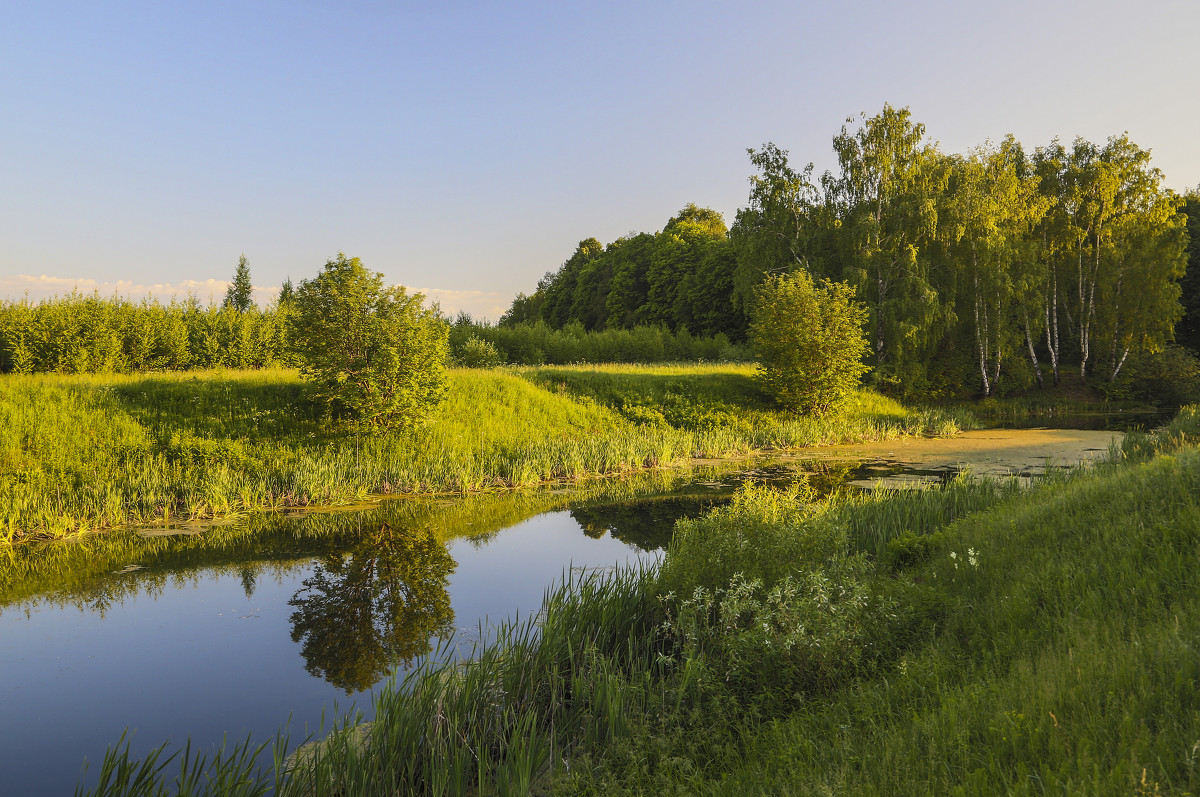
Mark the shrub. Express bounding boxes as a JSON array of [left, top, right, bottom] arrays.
[[1114, 345, 1200, 406], [290, 253, 449, 430], [750, 270, 870, 416], [455, 336, 504, 368]]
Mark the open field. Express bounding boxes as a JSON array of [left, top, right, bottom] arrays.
[[0, 364, 969, 542]]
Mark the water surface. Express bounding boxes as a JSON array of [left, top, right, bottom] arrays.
[[0, 469, 743, 795]]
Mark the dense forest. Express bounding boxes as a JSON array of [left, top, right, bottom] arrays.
[[506, 105, 1200, 398]]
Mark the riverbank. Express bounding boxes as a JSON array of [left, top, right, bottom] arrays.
[[73, 405, 1200, 795], [0, 365, 969, 543]]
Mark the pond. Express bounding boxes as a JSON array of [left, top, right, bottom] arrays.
[[0, 463, 816, 796]]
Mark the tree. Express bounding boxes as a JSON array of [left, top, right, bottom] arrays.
[[290, 253, 449, 430], [942, 138, 1049, 395], [1176, 190, 1200, 352], [643, 205, 727, 329], [1063, 135, 1185, 382], [830, 105, 950, 391], [223, 254, 254, 312], [1031, 141, 1074, 385], [750, 270, 870, 416], [541, 238, 603, 328], [731, 143, 823, 316]]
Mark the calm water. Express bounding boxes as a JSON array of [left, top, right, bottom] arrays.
[[0, 472, 747, 796]]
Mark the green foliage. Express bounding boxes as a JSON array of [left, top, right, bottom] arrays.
[[453, 335, 504, 368], [750, 270, 870, 415], [506, 110, 1188, 401], [290, 254, 449, 431], [1100, 344, 1200, 405], [502, 205, 740, 337], [223, 254, 254, 313], [659, 564, 901, 706], [658, 480, 829, 597], [0, 365, 964, 541], [452, 317, 750, 365], [0, 293, 288, 374], [1176, 191, 1200, 351]]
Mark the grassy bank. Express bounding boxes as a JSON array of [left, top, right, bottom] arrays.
[[1, 365, 966, 542], [76, 407, 1200, 795], [0, 463, 729, 611]]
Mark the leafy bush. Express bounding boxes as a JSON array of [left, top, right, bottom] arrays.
[[750, 270, 870, 415], [0, 293, 290, 374], [454, 335, 504, 368], [450, 318, 751, 365], [290, 254, 449, 430], [659, 564, 900, 702], [1112, 345, 1200, 406], [657, 480, 839, 597]]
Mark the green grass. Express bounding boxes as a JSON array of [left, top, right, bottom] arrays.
[[1, 365, 966, 542], [73, 407, 1200, 796]]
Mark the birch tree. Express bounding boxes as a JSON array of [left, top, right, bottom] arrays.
[[943, 137, 1048, 395], [1065, 135, 1184, 381], [1091, 136, 1186, 380], [730, 144, 824, 317], [830, 105, 949, 390]]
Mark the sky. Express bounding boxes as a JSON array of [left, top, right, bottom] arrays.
[[3, 0, 1198, 320]]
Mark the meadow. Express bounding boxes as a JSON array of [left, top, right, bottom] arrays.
[[74, 406, 1200, 795], [0, 364, 969, 543]]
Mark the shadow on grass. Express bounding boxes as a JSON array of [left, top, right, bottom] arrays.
[[105, 374, 336, 446]]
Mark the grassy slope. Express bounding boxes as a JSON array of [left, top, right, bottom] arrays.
[[1, 365, 963, 542], [657, 411, 1200, 796], [720, 446, 1200, 796]]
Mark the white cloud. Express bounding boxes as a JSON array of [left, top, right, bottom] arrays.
[[407, 287, 511, 323], [0, 273, 279, 307], [0, 274, 513, 321]]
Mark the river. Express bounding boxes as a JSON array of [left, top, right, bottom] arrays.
[[0, 424, 1130, 794]]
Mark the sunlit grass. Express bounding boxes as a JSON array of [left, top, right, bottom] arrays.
[[2, 366, 966, 542]]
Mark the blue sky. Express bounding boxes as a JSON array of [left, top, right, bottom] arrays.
[[3, 0, 1197, 319]]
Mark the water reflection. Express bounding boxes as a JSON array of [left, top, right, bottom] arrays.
[[571, 495, 727, 551], [0, 459, 848, 796], [289, 522, 455, 693]]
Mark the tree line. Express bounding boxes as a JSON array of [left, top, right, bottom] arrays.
[[509, 105, 1199, 398], [0, 269, 745, 377], [0, 291, 294, 374]]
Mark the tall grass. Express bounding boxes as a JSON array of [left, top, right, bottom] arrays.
[[1, 365, 965, 542], [0, 462, 730, 610]]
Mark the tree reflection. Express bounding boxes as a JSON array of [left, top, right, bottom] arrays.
[[288, 522, 456, 693], [570, 496, 727, 551]]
